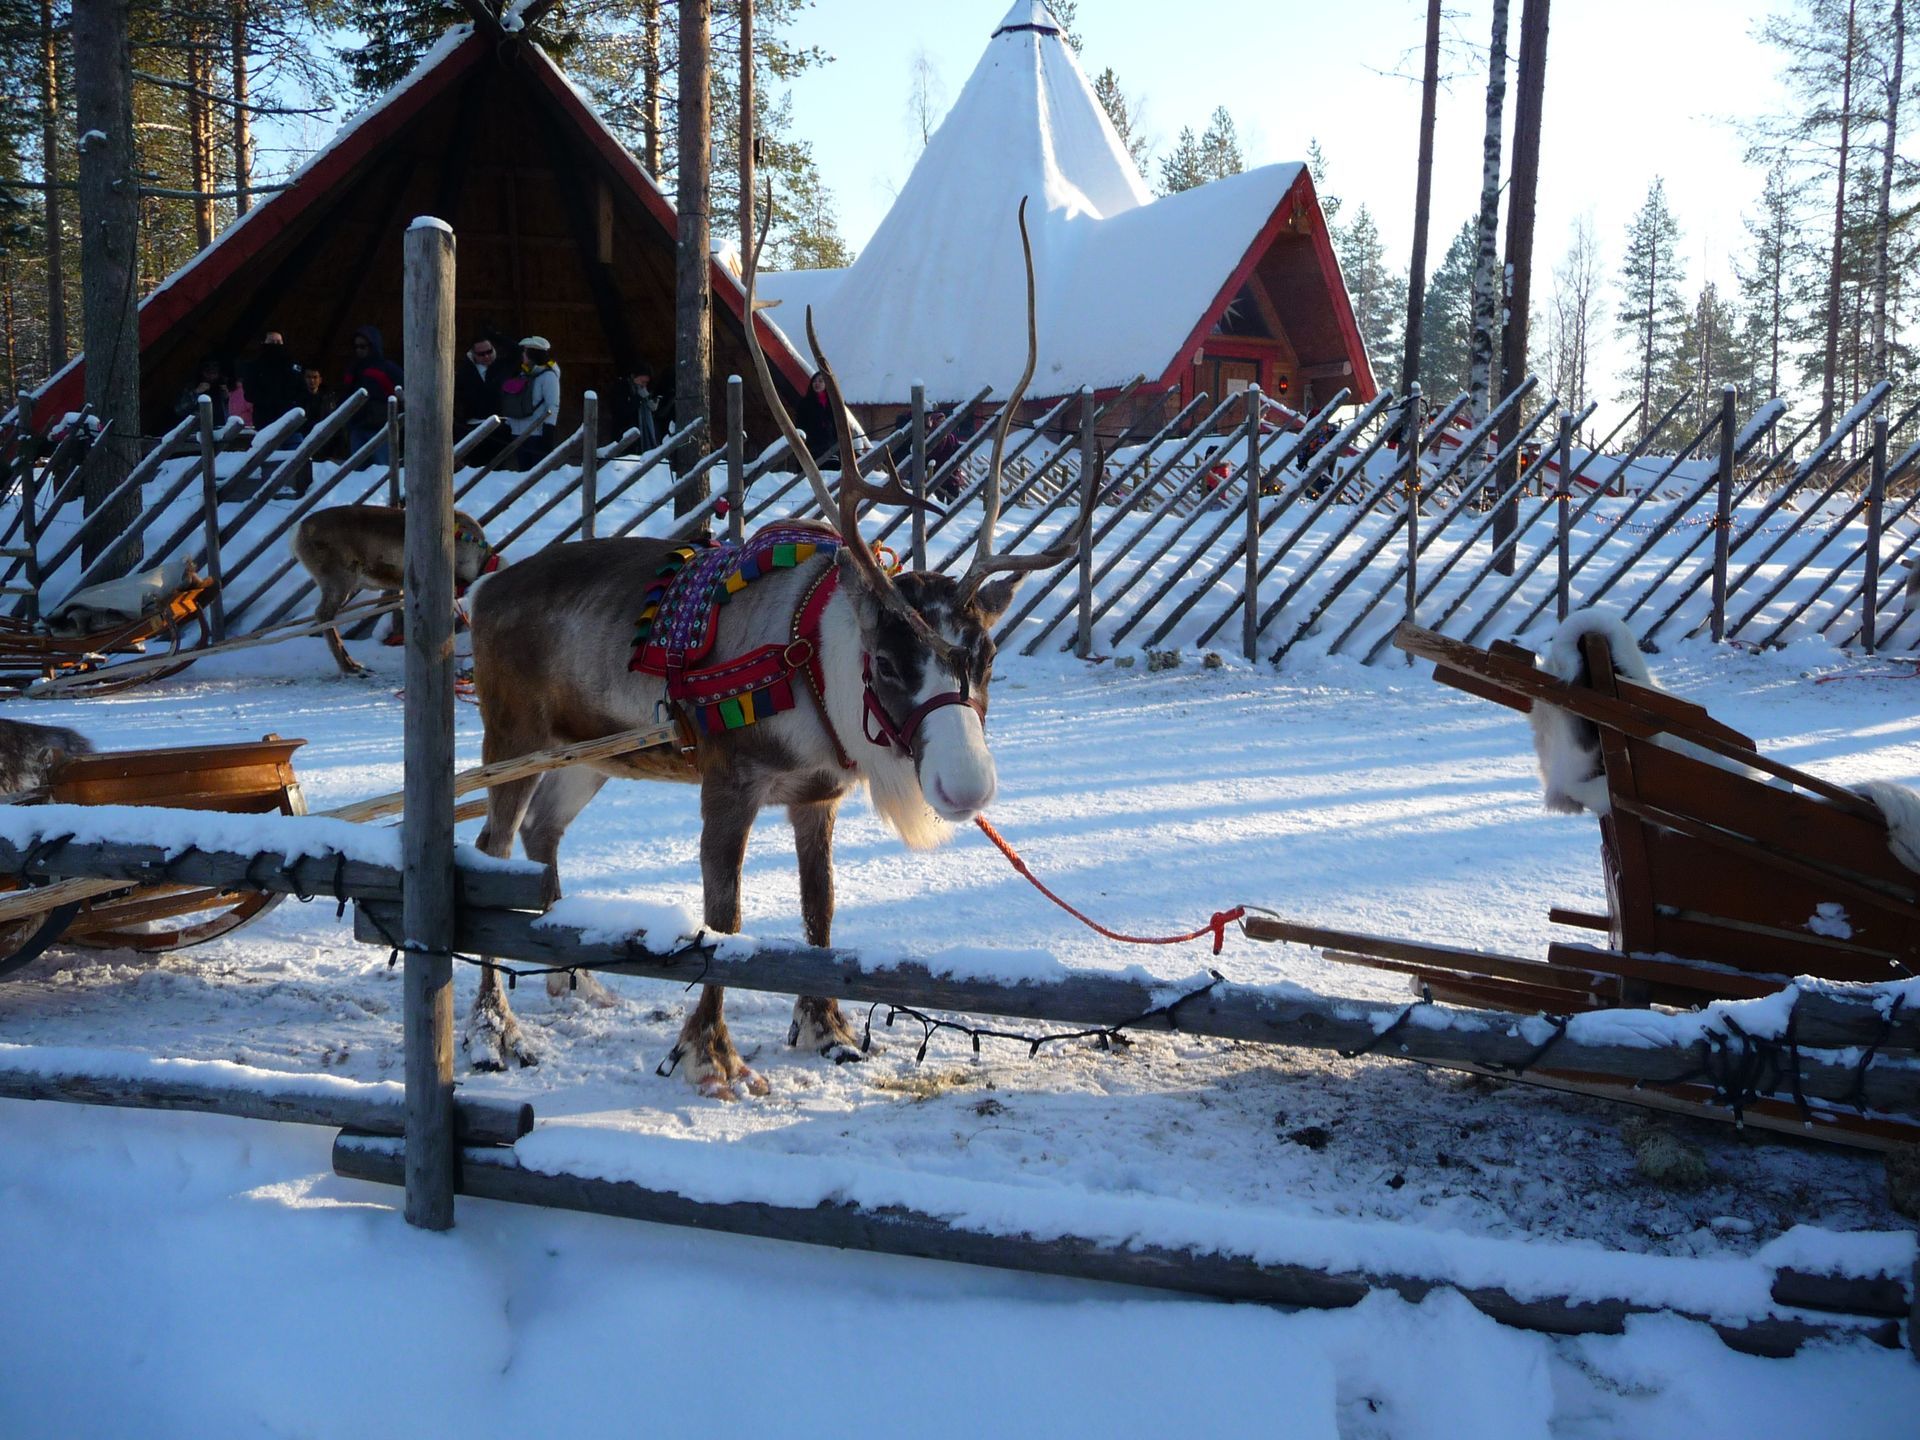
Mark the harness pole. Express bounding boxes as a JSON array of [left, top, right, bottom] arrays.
[[401, 216, 458, 1230]]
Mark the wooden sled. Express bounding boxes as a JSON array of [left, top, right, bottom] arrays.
[[1379, 621, 1917, 1011], [0, 735, 305, 976], [1241, 622, 1920, 1148], [0, 572, 219, 696]]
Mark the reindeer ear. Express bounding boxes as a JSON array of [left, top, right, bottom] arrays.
[[970, 574, 1022, 627], [834, 548, 883, 633]]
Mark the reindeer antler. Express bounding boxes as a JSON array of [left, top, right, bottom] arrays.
[[958, 197, 1085, 606], [807, 318, 955, 639], [741, 180, 839, 521]]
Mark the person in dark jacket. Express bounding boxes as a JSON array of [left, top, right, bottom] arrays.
[[343, 325, 403, 467], [454, 331, 507, 426], [242, 330, 305, 437], [175, 356, 231, 426], [453, 330, 508, 462], [612, 362, 662, 451], [796, 371, 835, 462]]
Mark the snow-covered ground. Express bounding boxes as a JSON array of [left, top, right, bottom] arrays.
[[2, 608, 1918, 1434]]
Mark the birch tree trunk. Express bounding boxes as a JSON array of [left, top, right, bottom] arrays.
[[40, 0, 66, 372], [1820, 0, 1858, 442], [188, 35, 215, 250], [1468, 0, 1510, 426], [74, 0, 143, 571], [674, 0, 713, 510], [232, 0, 253, 217], [1871, 0, 1903, 387]]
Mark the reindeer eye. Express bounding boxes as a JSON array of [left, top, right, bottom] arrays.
[[872, 654, 904, 687]]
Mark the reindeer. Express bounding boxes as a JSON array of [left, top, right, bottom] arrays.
[[0, 717, 93, 799], [291, 504, 499, 676], [463, 200, 1080, 1093]]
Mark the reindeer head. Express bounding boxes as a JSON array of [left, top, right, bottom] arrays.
[[452, 510, 501, 590], [746, 195, 1078, 847]]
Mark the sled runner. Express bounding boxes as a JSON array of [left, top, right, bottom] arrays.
[[0, 735, 305, 974]]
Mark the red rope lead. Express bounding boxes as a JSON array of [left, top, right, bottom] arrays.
[[974, 816, 1245, 955]]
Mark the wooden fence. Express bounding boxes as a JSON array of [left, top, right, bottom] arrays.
[[3, 370, 1914, 667]]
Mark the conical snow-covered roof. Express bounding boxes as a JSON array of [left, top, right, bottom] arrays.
[[762, 4, 1372, 408]]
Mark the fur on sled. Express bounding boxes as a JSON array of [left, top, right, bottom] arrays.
[[43, 557, 196, 638], [0, 716, 92, 797], [1527, 610, 1652, 815]]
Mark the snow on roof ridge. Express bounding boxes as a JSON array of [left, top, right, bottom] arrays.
[[994, 0, 1063, 36]]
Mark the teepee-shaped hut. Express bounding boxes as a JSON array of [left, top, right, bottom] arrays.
[[36, 23, 812, 439], [762, 1, 1373, 428]]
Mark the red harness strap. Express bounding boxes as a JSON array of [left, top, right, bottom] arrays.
[[793, 564, 857, 769]]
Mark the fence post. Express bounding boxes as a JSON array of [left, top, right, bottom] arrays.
[[1864, 412, 1887, 655], [1242, 385, 1261, 660], [196, 395, 227, 640], [580, 390, 599, 540], [400, 218, 458, 1233], [386, 392, 402, 506], [725, 375, 745, 546], [1710, 384, 1736, 643], [1077, 387, 1096, 658], [1403, 384, 1423, 646], [910, 384, 928, 571], [17, 437, 39, 623], [1556, 408, 1573, 621]]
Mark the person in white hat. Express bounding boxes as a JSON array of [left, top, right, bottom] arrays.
[[499, 335, 562, 467]]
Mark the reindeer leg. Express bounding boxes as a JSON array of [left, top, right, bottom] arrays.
[[517, 765, 619, 1007], [463, 771, 541, 1069], [672, 778, 768, 1100], [315, 578, 368, 677], [786, 798, 863, 1064]]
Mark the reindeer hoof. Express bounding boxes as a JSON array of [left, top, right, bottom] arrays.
[[463, 998, 538, 1071], [821, 1041, 865, 1065]]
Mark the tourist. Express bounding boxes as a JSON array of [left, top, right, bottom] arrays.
[[613, 362, 661, 451], [500, 336, 561, 467], [174, 356, 231, 426], [796, 371, 835, 462], [342, 325, 402, 467], [243, 330, 306, 437]]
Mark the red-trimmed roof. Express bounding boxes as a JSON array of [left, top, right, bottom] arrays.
[[37, 27, 811, 424]]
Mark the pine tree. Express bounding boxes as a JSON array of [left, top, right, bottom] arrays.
[[1306, 139, 1341, 231], [339, 0, 463, 98], [1616, 177, 1687, 435], [568, 0, 843, 270], [1735, 162, 1809, 406], [1670, 282, 1752, 436], [1046, 0, 1084, 52], [1335, 204, 1404, 378], [1091, 66, 1148, 172], [1156, 126, 1207, 194], [1419, 221, 1477, 399], [1198, 106, 1243, 181]]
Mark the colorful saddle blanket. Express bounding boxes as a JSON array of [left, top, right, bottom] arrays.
[[628, 522, 841, 736]]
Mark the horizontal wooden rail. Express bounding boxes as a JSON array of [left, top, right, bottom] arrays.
[[349, 901, 1920, 1114], [0, 1051, 531, 1144], [0, 824, 550, 922], [331, 1134, 1897, 1357]]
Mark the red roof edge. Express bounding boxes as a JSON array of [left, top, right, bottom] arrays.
[[1152, 168, 1378, 406], [36, 30, 491, 422]]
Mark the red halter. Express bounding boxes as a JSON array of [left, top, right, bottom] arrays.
[[791, 567, 984, 768]]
